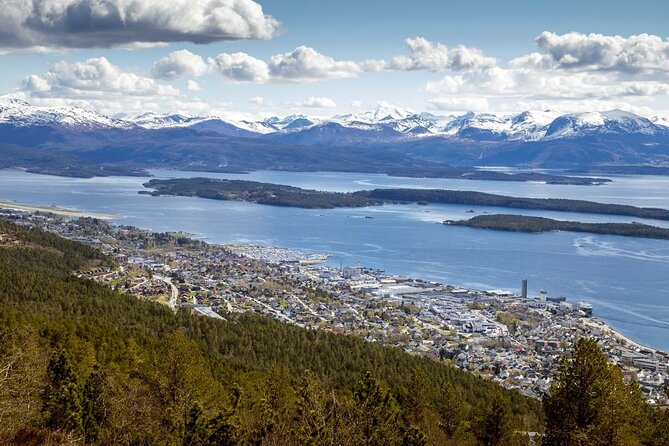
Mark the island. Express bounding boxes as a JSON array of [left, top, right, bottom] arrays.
[[142, 178, 669, 220], [140, 178, 387, 208], [444, 214, 669, 240]]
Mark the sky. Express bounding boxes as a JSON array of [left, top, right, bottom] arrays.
[[1, 0, 669, 119]]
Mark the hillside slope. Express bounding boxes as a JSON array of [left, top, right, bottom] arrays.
[[0, 219, 540, 445]]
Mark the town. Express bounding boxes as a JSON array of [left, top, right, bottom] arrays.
[[3, 208, 668, 405]]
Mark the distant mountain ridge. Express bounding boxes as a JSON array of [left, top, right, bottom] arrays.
[[1, 96, 669, 173], [2, 96, 668, 143], [120, 103, 669, 144]]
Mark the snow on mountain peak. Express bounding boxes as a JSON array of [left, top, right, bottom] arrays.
[[0, 97, 132, 129], [544, 109, 659, 139], [0, 98, 666, 142]]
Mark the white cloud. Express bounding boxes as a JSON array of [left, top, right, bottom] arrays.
[[152, 50, 209, 80], [365, 37, 497, 72], [531, 32, 669, 73], [187, 80, 202, 92], [428, 97, 490, 112], [23, 57, 179, 99], [249, 96, 276, 107], [0, 0, 279, 51], [422, 32, 669, 113], [268, 46, 361, 81], [16, 56, 217, 115], [350, 100, 363, 108], [210, 52, 270, 82], [209, 46, 360, 83], [290, 97, 337, 108]]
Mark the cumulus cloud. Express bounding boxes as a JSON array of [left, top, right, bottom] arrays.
[[530, 32, 669, 73], [428, 96, 490, 112], [187, 80, 202, 92], [0, 0, 279, 51], [249, 96, 275, 107], [152, 50, 209, 80], [365, 37, 497, 72], [210, 52, 270, 82], [268, 46, 361, 81], [291, 96, 337, 108], [423, 32, 669, 113], [209, 46, 360, 83], [23, 57, 179, 99]]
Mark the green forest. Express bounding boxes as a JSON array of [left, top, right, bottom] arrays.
[[1, 219, 668, 445]]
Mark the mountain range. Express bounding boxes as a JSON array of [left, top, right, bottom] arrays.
[[1, 97, 669, 177]]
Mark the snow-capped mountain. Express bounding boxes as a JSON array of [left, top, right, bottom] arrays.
[[129, 112, 201, 129], [651, 115, 669, 129], [264, 114, 316, 131], [2, 96, 668, 144], [0, 97, 132, 129], [545, 110, 661, 139], [2, 97, 669, 174]]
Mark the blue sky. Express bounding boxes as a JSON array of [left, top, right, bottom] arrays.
[[2, 0, 669, 118]]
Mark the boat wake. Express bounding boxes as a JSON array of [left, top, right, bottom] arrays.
[[574, 236, 669, 263]]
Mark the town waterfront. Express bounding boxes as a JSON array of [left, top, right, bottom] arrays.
[[2, 169, 669, 350]]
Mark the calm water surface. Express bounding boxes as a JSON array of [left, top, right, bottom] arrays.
[[2, 169, 669, 350]]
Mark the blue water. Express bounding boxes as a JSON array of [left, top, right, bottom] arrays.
[[2, 169, 669, 350]]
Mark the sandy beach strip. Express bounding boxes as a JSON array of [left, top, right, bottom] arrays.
[[581, 317, 656, 352], [0, 200, 122, 220]]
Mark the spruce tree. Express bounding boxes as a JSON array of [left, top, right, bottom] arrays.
[[543, 337, 650, 446], [354, 371, 399, 446], [42, 350, 85, 437]]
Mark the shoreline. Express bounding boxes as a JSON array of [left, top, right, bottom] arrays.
[[582, 317, 656, 353], [2, 204, 664, 356], [0, 200, 122, 220], [223, 242, 665, 356]]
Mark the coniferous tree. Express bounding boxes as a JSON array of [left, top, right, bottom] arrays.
[[81, 364, 106, 444], [472, 390, 515, 446], [183, 402, 211, 446], [543, 337, 649, 446], [42, 350, 85, 438], [354, 371, 400, 446], [293, 370, 335, 445], [437, 382, 467, 438]]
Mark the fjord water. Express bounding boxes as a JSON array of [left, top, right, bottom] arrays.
[[2, 169, 669, 350]]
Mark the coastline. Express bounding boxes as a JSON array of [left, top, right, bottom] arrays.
[[0, 200, 122, 220], [3, 207, 667, 402], [1, 204, 663, 356], [226, 242, 665, 356], [582, 317, 656, 353]]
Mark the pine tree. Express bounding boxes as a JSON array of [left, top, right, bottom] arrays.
[[354, 371, 399, 446], [543, 337, 650, 446], [437, 382, 467, 438], [472, 390, 515, 446], [81, 364, 106, 444], [41, 350, 85, 437], [183, 402, 211, 446], [293, 370, 334, 445]]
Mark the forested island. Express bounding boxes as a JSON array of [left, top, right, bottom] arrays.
[[142, 178, 669, 220], [445, 214, 669, 240], [141, 178, 387, 208]]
